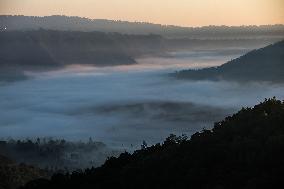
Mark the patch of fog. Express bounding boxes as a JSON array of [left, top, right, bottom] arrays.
[[135, 49, 248, 71], [25, 49, 247, 78], [0, 49, 284, 149]]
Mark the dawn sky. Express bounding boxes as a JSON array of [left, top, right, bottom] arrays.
[[0, 0, 284, 27]]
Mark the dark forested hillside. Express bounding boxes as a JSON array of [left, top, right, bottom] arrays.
[[21, 98, 284, 189], [175, 40, 284, 83], [0, 30, 165, 68], [0, 30, 166, 82]]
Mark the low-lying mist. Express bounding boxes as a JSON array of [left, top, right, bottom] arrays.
[[1, 49, 284, 150]]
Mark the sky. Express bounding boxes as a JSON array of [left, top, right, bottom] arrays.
[[0, 0, 284, 27]]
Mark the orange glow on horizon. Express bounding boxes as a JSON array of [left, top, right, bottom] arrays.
[[0, 0, 283, 27]]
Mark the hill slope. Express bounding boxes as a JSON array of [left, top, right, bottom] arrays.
[[22, 98, 284, 189], [175, 40, 284, 82]]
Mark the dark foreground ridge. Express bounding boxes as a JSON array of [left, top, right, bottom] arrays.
[[175, 40, 284, 83], [21, 98, 284, 189]]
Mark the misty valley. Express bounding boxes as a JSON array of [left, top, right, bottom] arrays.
[[0, 15, 284, 189]]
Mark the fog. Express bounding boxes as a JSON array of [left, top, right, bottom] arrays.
[[1, 49, 284, 149]]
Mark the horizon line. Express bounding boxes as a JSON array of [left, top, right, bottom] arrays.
[[1, 14, 284, 28]]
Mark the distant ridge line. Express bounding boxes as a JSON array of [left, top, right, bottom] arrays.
[[1, 14, 284, 28]]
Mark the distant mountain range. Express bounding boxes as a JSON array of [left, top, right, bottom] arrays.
[[175, 40, 284, 83], [1, 15, 284, 39]]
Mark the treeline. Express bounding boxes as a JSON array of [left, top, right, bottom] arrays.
[[0, 138, 120, 172], [21, 98, 284, 189]]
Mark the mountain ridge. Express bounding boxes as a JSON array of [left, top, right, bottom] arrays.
[[1, 15, 284, 38]]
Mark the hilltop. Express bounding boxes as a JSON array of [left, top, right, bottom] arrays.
[[175, 40, 284, 83]]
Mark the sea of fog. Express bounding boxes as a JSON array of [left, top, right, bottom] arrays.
[[1, 49, 284, 149]]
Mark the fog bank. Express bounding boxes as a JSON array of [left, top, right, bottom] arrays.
[[1, 49, 284, 149]]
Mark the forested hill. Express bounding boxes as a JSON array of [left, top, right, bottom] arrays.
[[22, 98, 284, 189], [1, 15, 284, 39], [0, 30, 166, 68], [0, 30, 165, 82], [175, 40, 284, 83]]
